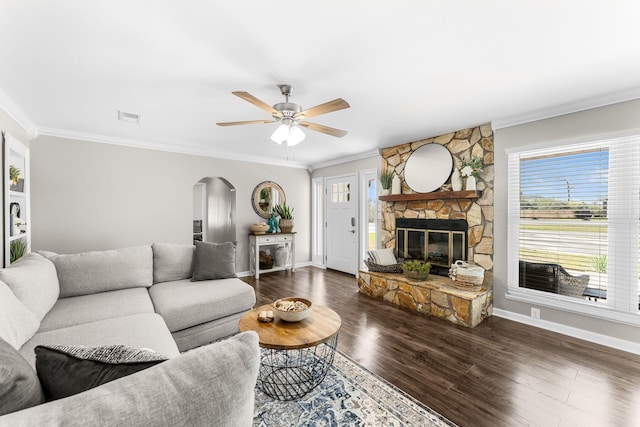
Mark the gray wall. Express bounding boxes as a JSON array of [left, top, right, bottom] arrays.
[[494, 98, 640, 344], [311, 156, 379, 180], [29, 135, 311, 272]]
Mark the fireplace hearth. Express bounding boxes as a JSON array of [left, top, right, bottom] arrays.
[[395, 218, 468, 276]]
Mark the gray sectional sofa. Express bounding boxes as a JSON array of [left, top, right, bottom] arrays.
[[0, 242, 259, 425]]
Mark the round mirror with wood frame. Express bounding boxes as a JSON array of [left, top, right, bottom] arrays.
[[252, 181, 285, 218], [404, 143, 453, 193]]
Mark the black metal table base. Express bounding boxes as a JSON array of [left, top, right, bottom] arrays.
[[258, 334, 338, 401]]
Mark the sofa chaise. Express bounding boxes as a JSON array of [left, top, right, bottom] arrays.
[[0, 242, 259, 425]]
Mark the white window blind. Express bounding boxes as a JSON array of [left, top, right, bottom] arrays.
[[508, 134, 640, 314]]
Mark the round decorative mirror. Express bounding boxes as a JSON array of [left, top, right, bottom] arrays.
[[252, 181, 285, 218], [404, 144, 453, 193]]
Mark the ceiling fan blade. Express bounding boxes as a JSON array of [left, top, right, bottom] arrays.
[[299, 121, 348, 138], [216, 119, 275, 126], [295, 98, 350, 119], [232, 91, 282, 117]]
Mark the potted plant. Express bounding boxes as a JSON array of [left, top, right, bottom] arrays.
[[9, 165, 23, 191], [401, 259, 431, 281], [10, 238, 27, 264], [460, 156, 483, 191], [273, 202, 294, 233], [380, 170, 393, 195]]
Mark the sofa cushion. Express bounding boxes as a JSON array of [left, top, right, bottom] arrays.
[[35, 344, 168, 401], [51, 246, 153, 297], [0, 280, 40, 349], [191, 241, 237, 281], [19, 313, 180, 368], [0, 332, 260, 426], [171, 311, 248, 352], [0, 252, 59, 321], [149, 278, 256, 332], [39, 288, 155, 332], [0, 337, 44, 416], [152, 242, 194, 284]]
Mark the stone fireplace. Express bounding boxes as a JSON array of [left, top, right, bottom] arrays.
[[357, 124, 494, 327], [380, 124, 494, 271], [395, 218, 468, 276]]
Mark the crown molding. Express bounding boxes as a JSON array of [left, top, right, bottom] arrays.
[[0, 89, 38, 138], [492, 86, 640, 130], [36, 127, 310, 169], [310, 149, 379, 171]]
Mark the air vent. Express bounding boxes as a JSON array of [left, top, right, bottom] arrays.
[[117, 110, 140, 123]]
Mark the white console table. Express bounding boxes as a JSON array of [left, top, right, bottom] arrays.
[[249, 233, 295, 279]]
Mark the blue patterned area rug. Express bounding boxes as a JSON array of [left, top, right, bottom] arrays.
[[253, 351, 457, 427]]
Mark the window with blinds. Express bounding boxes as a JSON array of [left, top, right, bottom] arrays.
[[507, 134, 640, 315]]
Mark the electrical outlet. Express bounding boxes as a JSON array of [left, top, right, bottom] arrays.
[[531, 307, 541, 319]]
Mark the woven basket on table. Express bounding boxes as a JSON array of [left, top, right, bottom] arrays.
[[364, 259, 403, 274]]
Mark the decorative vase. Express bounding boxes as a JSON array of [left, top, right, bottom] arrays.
[[381, 188, 391, 196], [451, 168, 462, 191], [391, 175, 401, 195], [275, 246, 289, 267], [267, 213, 278, 233], [279, 218, 294, 233], [465, 175, 477, 191]]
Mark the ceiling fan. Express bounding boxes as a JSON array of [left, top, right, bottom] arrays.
[[216, 84, 350, 146]]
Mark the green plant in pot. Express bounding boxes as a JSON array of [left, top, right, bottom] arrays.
[[9, 165, 21, 187], [273, 202, 294, 233], [10, 238, 27, 264], [401, 259, 431, 281], [380, 170, 393, 195]]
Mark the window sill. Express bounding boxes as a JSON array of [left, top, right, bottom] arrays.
[[506, 287, 640, 327]]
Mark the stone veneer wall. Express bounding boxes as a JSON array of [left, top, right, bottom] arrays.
[[380, 124, 494, 270]]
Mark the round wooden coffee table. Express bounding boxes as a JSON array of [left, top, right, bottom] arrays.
[[239, 303, 341, 400]]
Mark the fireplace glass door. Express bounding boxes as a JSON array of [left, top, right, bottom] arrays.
[[427, 230, 449, 267]]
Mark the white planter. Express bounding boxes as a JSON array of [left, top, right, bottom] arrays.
[[391, 175, 401, 195], [275, 246, 289, 267], [381, 188, 390, 196], [451, 168, 462, 191], [465, 175, 477, 191]]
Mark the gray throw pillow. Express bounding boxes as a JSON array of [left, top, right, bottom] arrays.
[[152, 242, 195, 283], [35, 344, 168, 401], [0, 337, 44, 415], [191, 241, 237, 281]]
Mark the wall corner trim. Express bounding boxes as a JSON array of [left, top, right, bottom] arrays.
[[0, 88, 38, 138]]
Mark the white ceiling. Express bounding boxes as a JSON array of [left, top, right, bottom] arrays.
[[1, 0, 639, 169]]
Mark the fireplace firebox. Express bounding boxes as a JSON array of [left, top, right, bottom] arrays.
[[395, 218, 468, 276]]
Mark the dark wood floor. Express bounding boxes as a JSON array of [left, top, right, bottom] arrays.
[[242, 267, 640, 427]]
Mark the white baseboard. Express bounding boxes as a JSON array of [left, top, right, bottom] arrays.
[[493, 308, 640, 356], [236, 261, 315, 278]]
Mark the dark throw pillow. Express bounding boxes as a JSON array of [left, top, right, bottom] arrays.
[[0, 337, 44, 415], [191, 241, 237, 281], [35, 344, 168, 401]]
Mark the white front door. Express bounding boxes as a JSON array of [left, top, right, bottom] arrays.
[[326, 175, 357, 274]]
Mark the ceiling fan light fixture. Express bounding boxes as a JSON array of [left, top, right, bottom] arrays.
[[270, 121, 305, 146], [286, 124, 305, 146]]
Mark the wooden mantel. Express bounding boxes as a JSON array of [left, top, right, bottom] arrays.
[[379, 190, 482, 202]]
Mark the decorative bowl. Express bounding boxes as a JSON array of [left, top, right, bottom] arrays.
[[250, 223, 269, 234], [272, 297, 312, 322]]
